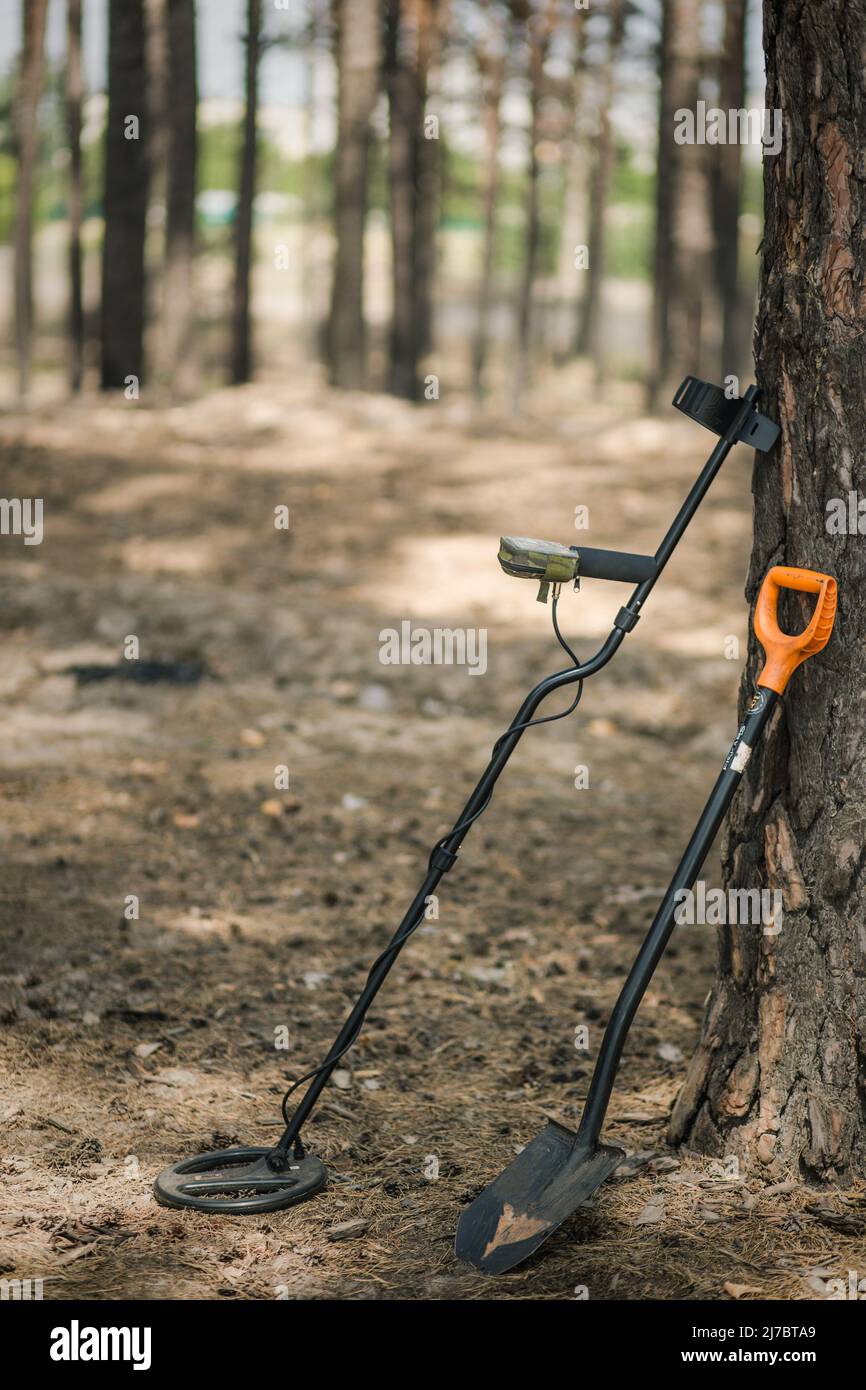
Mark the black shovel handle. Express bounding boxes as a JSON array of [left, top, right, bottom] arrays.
[[575, 687, 779, 1148]]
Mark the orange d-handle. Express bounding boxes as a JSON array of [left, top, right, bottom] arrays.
[[754, 566, 838, 695]]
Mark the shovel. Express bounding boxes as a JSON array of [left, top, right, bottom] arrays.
[[455, 564, 838, 1274]]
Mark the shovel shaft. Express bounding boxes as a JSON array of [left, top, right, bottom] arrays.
[[575, 687, 779, 1148]]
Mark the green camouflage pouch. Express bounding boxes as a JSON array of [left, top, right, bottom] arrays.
[[498, 536, 579, 600]]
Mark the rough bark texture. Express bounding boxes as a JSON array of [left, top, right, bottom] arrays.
[[101, 0, 150, 390], [230, 0, 261, 385], [328, 0, 382, 390], [13, 0, 49, 400], [161, 0, 198, 395], [66, 0, 84, 393], [576, 0, 625, 379], [671, 0, 866, 1182]]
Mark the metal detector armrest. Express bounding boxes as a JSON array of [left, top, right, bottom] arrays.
[[673, 376, 780, 453]]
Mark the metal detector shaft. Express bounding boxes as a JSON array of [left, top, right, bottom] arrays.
[[272, 386, 762, 1158], [575, 685, 778, 1149]]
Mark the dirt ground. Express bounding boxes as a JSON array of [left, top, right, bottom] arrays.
[[1, 363, 864, 1301]]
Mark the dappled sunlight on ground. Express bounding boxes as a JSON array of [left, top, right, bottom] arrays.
[[3, 367, 857, 1301]]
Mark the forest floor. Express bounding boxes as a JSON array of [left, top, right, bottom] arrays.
[[1, 362, 864, 1302]]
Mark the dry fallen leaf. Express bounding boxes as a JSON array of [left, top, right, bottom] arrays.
[[173, 811, 199, 829], [240, 727, 266, 747], [326, 1220, 370, 1242], [634, 1200, 665, 1225], [723, 1281, 763, 1300]]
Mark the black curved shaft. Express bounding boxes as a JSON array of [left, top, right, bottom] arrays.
[[274, 632, 625, 1154], [273, 388, 760, 1156], [576, 687, 778, 1148]]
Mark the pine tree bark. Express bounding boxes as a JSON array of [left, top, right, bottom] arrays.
[[230, 0, 262, 385], [327, 0, 382, 390], [576, 0, 625, 379], [161, 0, 198, 395], [66, 0, 84, 393], [13, 0, 49, 400], [101, 0, 150, 390], [670, 0, 866, 1181]]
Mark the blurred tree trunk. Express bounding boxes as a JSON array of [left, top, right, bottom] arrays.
[[414, 1, 443, 361], [667, 2, 712, 389], [471, 0, 510, 401], [648, 0, 710, 409], [65, 0, 84, 394], [576, 0, 626, 380], [101, 0, 150, 390], [511, 0, 555, 408], [671, 0, 866, 1181], [712, 0, 747, 380], [13, 0, 49, 401], [230, 0, 262, 385], [299, 8, 321, 347], [551, 4, 587, 363], [385, 0, 443, 400], [328, 0, 382, 390], [161, 0, 198, 395]]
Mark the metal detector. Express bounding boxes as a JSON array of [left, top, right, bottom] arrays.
[[153, 378, 783, 1220]]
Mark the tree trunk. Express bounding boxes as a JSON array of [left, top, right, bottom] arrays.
[[648, 0, 710, 409], [551, 4, 587, 364], [328, 0, 382, 391], [13, 0, 49, 401], [576, 0, 625, 380], [101, 0, 150, 390], [670, 0, 866, 1182], [230, 0, 262, 385], [471, 1, 510, 402], [414, 0, 442, 361], [385, 0, 442, 400], [712, 0, 747, 380], [66, 0, 84, 394], [161, 0, 198, 396], [511, 1, 554, 408]]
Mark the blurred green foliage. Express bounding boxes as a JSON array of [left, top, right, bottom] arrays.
[[4, 72, 764, 289]]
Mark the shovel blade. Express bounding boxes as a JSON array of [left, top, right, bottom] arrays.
[[455, 1122, 624, 1275]]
